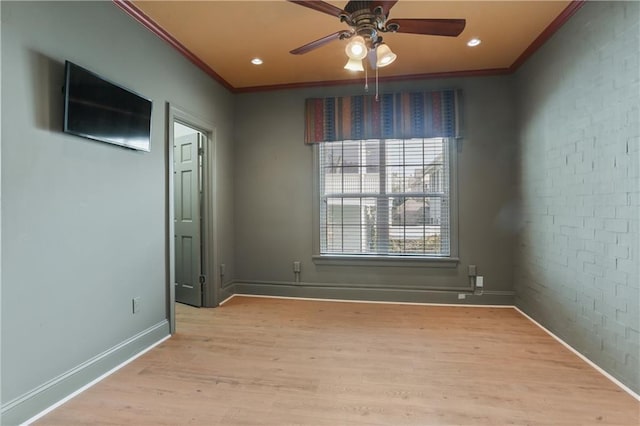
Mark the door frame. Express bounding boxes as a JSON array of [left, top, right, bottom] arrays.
[[167, 103, 219, 334]]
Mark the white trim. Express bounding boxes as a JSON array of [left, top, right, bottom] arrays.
[[312, 138, 460, 261], [218, 293, 237, 306], [234, 278, 477, 293], [231, 293, 513, 308], [514, 307, 640, 402], [21, 335, 171, 425]]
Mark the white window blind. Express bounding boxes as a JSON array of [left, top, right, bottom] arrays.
[[319, 138, 451, 257]]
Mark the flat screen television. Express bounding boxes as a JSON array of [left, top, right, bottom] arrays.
[[63, 61, 152, 152]]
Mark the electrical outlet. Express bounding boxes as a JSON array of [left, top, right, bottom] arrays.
[[132, 297, 141, 314], [476, 276, 484, 288], [293, 261, 301, 273], [468, 265, 477, 276], [458, 293, 466, 300]]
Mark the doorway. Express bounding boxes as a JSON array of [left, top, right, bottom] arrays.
[[174, 122, 204, 307], [167, 104, 218, 334]]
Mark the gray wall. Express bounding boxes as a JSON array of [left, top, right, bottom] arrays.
[[1, 1, 235, 422], [3, 0, 636, 423], [233, 77, 518, 303], [515, 1, 639, 393]]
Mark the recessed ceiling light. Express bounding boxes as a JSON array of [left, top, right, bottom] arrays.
[[467, 38, 481, 47], [251, 58, 263, 65]]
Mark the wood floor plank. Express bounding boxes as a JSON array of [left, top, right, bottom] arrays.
[[37, 296, 639, 425]]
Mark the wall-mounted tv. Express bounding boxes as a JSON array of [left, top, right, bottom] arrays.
[[63, 61, 152, 152]]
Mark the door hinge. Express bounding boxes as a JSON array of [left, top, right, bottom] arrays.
[[198, 148, 204, 156], [199, 275, 206, 285]]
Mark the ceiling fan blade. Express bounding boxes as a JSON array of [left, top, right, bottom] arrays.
[[387, 18, 466, 37], [371, 1, 398, 16], [290, 31, 351, 55], [287, 0, 346, 18]]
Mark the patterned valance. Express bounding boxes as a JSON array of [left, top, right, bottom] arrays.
[[304, 90, 462, 144]]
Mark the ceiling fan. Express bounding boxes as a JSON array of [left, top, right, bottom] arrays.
[[288, 0, 466, 70]]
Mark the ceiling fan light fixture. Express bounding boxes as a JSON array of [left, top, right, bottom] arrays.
[[251, 58, 263, 65], [344, 58, 364, 72], [345, 36, 368, 60], [467, 38, 481, 47], [376, 44, 397, 68]]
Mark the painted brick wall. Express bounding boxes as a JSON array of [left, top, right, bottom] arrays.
[[515, 1, 639, 393]]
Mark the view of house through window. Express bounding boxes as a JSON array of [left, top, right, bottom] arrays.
[[319, 138, 451, 256]]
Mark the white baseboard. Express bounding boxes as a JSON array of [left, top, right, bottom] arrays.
[[1, 320, 171, 426], [232, 280, 515, 305], [514, 307, 640, 402], [218, 293, 237, 306], [229, 293, 514, 308]]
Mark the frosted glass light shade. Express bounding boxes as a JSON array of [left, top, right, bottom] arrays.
[[376, 44, 397, 67], [344, 58, 364, 72], [345, 36, 368, 60]]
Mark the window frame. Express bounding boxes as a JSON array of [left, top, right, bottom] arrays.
[[312, 138, 460, 267]]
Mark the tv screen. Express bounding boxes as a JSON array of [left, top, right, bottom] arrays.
[[63, 61, 152, 151]]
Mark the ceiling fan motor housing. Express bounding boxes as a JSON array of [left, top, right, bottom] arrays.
[[340, 1, 390, 47], [288, 0, 465, 57]]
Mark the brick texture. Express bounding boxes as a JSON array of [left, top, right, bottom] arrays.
[[515, 1, 639, 393]]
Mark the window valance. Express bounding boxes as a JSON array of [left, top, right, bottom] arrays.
[[304, 90, 461, 144]]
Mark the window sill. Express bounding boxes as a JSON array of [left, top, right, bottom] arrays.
[[312, 255, 460, 268]]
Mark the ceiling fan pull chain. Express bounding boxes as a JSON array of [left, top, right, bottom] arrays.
[[364, 64, 369, 91], [375, 66, 379, 102]]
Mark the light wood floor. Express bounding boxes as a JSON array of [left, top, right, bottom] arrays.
[[38, 296, 639, 425]]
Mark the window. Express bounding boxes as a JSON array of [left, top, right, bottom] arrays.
[[317, 138, 456, 259]]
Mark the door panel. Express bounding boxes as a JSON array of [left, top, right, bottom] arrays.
[[174, 132, 202, 307], [181, 170, 193, 220]]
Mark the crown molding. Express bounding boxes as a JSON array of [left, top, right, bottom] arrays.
[[112, 0, 234, 92], [509, 0, 586, 72]]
